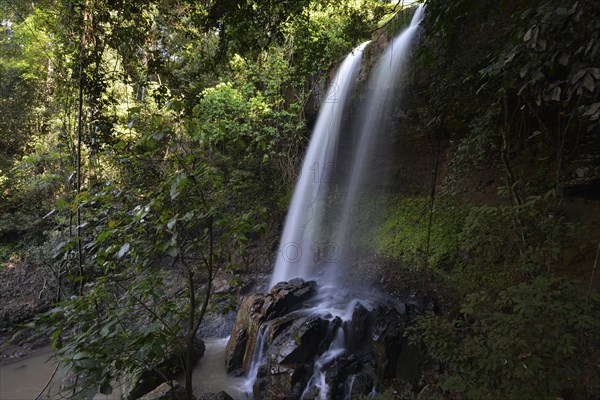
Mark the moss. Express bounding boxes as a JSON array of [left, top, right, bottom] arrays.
[[376, 195, 464, 269]]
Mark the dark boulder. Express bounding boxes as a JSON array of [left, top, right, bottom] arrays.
[[264, 278, 318, 318], [269, 316, 329, 366], [196, 391, 234, 400], [124, 337, 205, 400], [347, 371, 375, 397], [225, 294, 266, 373], [225, 279, 318, 374], [347, 302, 371, 352], [137, 381, 185, 400]]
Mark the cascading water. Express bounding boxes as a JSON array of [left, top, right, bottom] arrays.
[[241, 6, 426, 399], [300, 329, 346, 400], [333, 4, 426, 266], [269, 41, 370, 288], [270, 6, 425, 290], [243, 324, 271, 393]]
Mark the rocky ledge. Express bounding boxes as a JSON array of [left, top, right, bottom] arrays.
[[225, 279, 426, 399]]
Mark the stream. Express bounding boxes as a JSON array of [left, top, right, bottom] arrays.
[[176, 337, 246, 399], [0, 337, 245, 400]]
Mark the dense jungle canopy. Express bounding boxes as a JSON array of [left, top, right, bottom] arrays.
[[0, 0, 599, 399]]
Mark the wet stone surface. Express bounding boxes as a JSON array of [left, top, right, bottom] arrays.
[[225, 279, 425, 399]]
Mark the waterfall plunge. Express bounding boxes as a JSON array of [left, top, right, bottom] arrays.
[[333, 5, 426, 265], [245, 6, 426, 399], [270, 5, 425, 290], [269, 41, 371, 288]]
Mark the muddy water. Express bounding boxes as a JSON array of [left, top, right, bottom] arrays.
[[1, 338, 246, 400], [0, 346, 57, 400], [177, 337, 247, 399], [0, 346, 121, 400]]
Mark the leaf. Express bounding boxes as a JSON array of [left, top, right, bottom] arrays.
[[582, 102, 600, 121], [583, 102, 600, 116], [547, 86, 561, 102], [72, 351, 90, 360], [117, 243, 130, 259], [571, 68, 587, 83], [582, 73, 595, 93], [167, 218, 177, 230], [588, 67, 600, 80], [99, 384, 112, 395], [527, 131, 542, 140], [85, 386, 97, 400], [523, 26, 535, 42], [167, 246, 179, 257], [557, 51, 569, 66]]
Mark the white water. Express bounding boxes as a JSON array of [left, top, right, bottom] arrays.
[[271, 5, 425, 289], [242, 324, 271, 394], [251, 6, 425, 399], [269, 41, 370, 288], [344, 375, 356, 400], [300, 327, 346, 400], [333, 4, 425, 261]]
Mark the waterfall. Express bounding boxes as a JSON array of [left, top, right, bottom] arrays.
[[300, 329, 346, 400], [241, 6, 426, 399], [333, 4, 426, 268], [242, 324, 271, 393], [269, 41, 370, 288], [270, 5, 425, 289], [344, 375, 356, 400]]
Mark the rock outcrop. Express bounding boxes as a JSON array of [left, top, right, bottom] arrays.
[[225, 278, 318, 374], [226, 279, 425, 399]]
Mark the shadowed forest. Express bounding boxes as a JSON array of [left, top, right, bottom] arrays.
[[1, 1, 599, 399]]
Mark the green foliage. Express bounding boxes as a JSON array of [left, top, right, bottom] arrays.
[[423, 0, 600, 198], [459, 190, 576, 279], [377, 196, 464, 268], [38, 272, 183, 399], [483, 0, 600, 128], [283, 0, 386, 80], [410, 276, 600, 399], [355, 387, 418, 400], [0, 243, 12, 265]]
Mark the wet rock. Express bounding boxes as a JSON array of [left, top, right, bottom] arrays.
[[325, 352, 378, 399], [225, 279, 318, 374], [370, 304, 406, 379], [254, 315, 329, 399], [347, 302, 371, 352], [197, 391, 234, 400], [300, 384, 320, 400], [225, 294, 266, 373], [137, 381, 184, 400], [348, 372, 375, 397], [264, 278, 318, 318], [197, 310, 237, 338], [317, 317, 342, 356], [268, 316, 329, 366], [260, 365, 308, 400], [124, 338, 204, 400], [226, 278, 428, 399], [268, 314, 297, 343]]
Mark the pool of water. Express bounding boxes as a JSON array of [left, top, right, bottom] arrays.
[[0, 345, 120, 400], [0, 346, 58, 400], [177, 337, 247, 399], [0, 337, 244, 400]]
